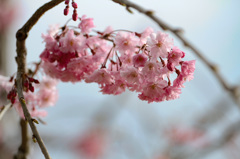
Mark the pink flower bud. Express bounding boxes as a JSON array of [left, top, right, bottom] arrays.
[[64, 7, 69, 16], [28, 77, 34, 82], [181, 51, 185, 58], [65, 0, 70, 4], [72, 2, 78, 9], [72, 12, 78, 21], [11, 98, 16, 104], [34, 79, 40, 84], [29, 83, 34, 92], [24, 80, 29, 88]]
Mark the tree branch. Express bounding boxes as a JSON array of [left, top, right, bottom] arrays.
[[111, 0, 240, 106], [15, 0, 64, 158], [14, 119, 29, 159]]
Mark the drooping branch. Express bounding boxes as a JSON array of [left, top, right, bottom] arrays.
[[15, 0, 64, 159], [111, 0, 240, 106]]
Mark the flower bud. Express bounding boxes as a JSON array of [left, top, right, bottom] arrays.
[[64, 6, 69, 16], [65, 0, 70, 4], [72, 2, 78, 9], [72, 11, 78, 21]]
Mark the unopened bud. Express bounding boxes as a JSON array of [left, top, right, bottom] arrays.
[[32, 118, 39, 124], [64, 7, 69, 16], [24, 80, 29, 88], [11, 98, 16, 104], [28, 77, 34, 82], [32, 135, 37, 143], [33, 79, 40, 84], [72, 2, 78, 9], [72, 11, 78, 21], [29, 83, 34, 92], [65, 0, 70, 4]]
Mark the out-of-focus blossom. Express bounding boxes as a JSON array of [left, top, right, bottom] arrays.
[[0, 75, 58, 118], [74, 128, 108, 159], [78, 15, 95, 34], [167, 125, 209, 148], [0, 2, 16, 32]]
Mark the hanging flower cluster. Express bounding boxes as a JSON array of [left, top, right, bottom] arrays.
[[40, 15, 195, 103], [0, 75, 58, 117]]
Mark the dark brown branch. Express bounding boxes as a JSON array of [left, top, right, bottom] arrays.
[[14, 119, 29, 159], [111, 0, 240, 106], [15, 0, 64, 158]]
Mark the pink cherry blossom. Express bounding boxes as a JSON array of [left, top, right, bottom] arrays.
[[138, 27, 154, 45], [86, 36, 109, 62], [167, 125, 209, 148], [148, 31, 173, 59], [40, 17, 196, 103], [37, 77, 58, 108], [120, 66, 140, 84], [181, 60, 196, 81], [85, 69, 114, 85], [42, 34, 58, 51], [0, 75, 14, 92], [141, 61, 161, 79], [165, 86, 181, 101], [138, 79, 168, 103], [59, 29, 81, 53], [100, 72, 126, 95], [78, 15, 95, 34], [114, 32, 139, 54], [132, 53, 148, 67], [102, 26, 113, 35], [167, 46, 185, 71], [0, 2, 16, 32], [67, 56, 98, 78], [0, 74, 58, 118], [74, 128, 107, 159]]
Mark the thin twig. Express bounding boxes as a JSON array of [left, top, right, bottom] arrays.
[[14, 119, 29, 159], [0, 103, 11, 121], [15, 0, 64, 158], [111, 0, 240, 106]]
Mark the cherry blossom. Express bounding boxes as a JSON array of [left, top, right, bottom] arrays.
[[74, 128, 108, 159], [167, 125, 209, 148], [78, 15, 95, 34], [148, 31, 173, 59], [114, 32, 139, 54], [0, 75, 58, 118], [40, 15, 196, 103], [132, 53, 148, 67], [0, 2, 16, 32]]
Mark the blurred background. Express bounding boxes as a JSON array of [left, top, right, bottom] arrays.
[[1, 0, 240, 158]]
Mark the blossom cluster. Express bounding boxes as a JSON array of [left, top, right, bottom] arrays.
[[0, 75, 58, 118], [40, 15, 195, 103]]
